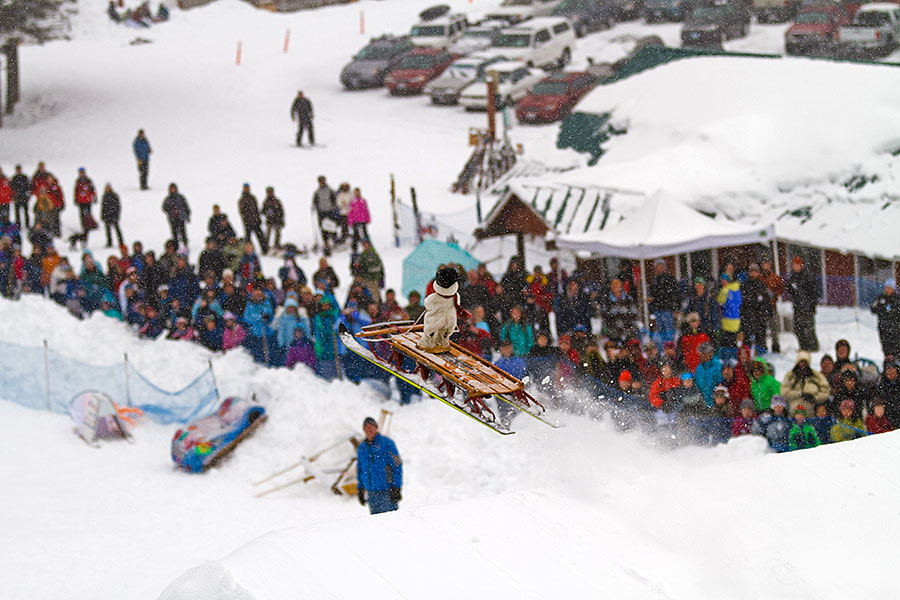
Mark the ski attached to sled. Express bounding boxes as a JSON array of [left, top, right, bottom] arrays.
[[340, 323, 559, 434]]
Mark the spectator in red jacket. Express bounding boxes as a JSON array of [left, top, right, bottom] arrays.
[[680, 312, 710, 373], [649, 362, 681, 409], [865, 398, 894, 434], [722, 360, 751, 411], [0, 167, 12, 224]]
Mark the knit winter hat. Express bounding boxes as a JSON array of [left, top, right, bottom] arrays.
[[362, 416, 378, 429], [714, 385, 729, 398], [618, 371, 632, 384], [793, 405, 808, 417], [771, 395, 787, 409], [434, 266, 459, 295], [796, 351, 812, 364], [840, 399, 855, 412], [740, 399, 755, 412]]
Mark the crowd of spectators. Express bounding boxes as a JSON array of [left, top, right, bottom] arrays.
[[1, 161, 897, 451]]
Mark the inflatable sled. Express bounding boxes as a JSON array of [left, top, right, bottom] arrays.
[[171, 397, 266, 473]]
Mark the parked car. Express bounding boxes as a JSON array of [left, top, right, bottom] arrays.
[[644, 0, 691, 21], [447, 20, 507, 56], [681, 1, 751, 47], [553, 0, 617, 36], [340, 35, 416, 90], [515, 71, 598, 123], [837, 2, 900, 55], [485, 0, 565, 24], [425, 54, 508, 104], [458, 61, 546, 110], [785, 6, 848, 53], [410, 12, 469, 49], [385, 47, 455, 94], [614, 0, 646, 19], [754, 0, 800, 22], [485, 17, 576, 69]]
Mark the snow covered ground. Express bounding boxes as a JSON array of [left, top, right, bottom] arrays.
[[2, 0, 900, 598], [0, 295, 896, 599]]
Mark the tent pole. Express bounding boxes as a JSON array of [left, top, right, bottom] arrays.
[[208, 359, 220, 402], [686, 252, 693, 282], [124, 353, 131, 407], [771, 239, 780, 277], [639, 259, 650, 332], [43, 339, 50, 411]]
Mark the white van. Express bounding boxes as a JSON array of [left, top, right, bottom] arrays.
[[410, 13, 469, 49], [485, 17, 576, 69]]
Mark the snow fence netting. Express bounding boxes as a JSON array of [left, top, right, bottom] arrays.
[[0, 340, 218, 424]]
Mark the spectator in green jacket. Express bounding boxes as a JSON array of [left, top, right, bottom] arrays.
[[353, 240, 384, 303], [749, 357, 780, 413], [500, 305, 534, 357], [788, 404, 820, 451], [831, 398, 868, 443]]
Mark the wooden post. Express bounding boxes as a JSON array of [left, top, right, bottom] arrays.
[[6, 39, 19, 108], [390, 174, 399, 248], [516, 232, 525, 262], [485, 71, 498, 142], [410, 187, 423, 244]]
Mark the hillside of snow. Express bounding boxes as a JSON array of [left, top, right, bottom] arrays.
[[3, 0, 900, 598], [0, 296, 897, 599]]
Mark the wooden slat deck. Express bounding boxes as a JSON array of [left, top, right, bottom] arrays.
[[359, 328, 523, 396]]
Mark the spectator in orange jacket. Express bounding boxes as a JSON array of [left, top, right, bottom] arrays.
[[650, 362, 681, 409]]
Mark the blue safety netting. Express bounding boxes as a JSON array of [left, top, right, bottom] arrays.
[[0, 340, 218, 424]]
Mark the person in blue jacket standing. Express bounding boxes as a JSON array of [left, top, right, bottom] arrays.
[[133, 129, 152, 190], [357, 416, 403, 515]]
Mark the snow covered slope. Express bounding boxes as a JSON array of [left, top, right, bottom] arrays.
[[159, 430, 900, 600], [0, 294, 895, 600]]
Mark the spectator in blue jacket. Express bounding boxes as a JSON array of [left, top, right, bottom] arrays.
[[495, 340, 527, 426], [133, 129, 152, 190], [357, 416, 403, 515], [242, 286, 274, 363], [694, 341, 723, 408]]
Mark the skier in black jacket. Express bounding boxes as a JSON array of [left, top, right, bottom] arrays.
[[290, 91, 314, 147], [871, 278, 900, 358], [161, 183, 190, 246], [100, 184, 123, 248], [740, 263, 772, 353], [237, 183, 268, 254], [10, 165, 30, 229], [787, 256, 820, 352], [261, 186, 285, 251]]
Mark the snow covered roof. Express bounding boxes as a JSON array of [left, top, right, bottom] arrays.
[[556, 192, 774, 258], [513, 54, 900, 259]]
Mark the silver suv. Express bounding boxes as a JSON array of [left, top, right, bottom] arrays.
[[340, 35, 416, 90]]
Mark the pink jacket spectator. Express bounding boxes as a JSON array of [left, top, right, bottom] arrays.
[[222, 323, 246, 350], [347, 194, 371, 226]]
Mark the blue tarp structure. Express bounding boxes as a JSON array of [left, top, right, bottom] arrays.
[[401, 240, 481, 298]]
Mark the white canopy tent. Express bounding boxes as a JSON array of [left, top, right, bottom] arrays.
[[555, 192, 776, 327]]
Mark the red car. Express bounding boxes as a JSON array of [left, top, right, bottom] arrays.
[[785, 6, 849, 54], [384, 47, 454, 95], [515, 72, 598, 124]]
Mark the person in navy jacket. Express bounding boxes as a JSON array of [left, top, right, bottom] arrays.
[[356, 417, 403, 515]]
